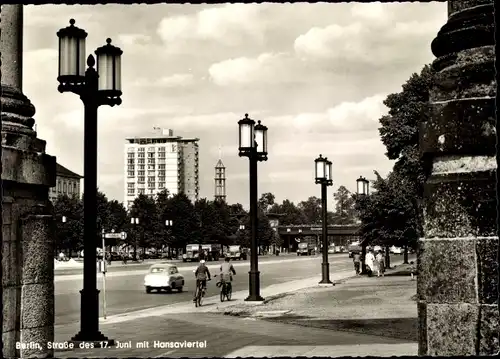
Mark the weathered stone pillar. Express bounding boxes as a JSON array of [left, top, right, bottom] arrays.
[[418, 0, 497, 355], [1, 4, 57, 358]]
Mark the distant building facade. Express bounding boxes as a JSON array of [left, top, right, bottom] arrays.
[[124, 128, 200, 209], [49, 163, 83, 202], [214, 158, 226, 202]]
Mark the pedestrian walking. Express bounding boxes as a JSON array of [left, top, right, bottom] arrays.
[[365, 249, 375, 277], [376, 250, 385, 277], [353, 251, 361, 275]]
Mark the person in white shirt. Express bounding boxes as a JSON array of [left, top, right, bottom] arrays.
[[375, 250, 385, 277], [365, 249, 375, 277]]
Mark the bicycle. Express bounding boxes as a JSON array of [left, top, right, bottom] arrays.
[[215, 274, 232, 302], [194, 279, 210, 307]]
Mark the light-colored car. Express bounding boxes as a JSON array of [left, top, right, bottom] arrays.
[[390, 246, 403, 254], [373, 245, 383, 253], [144, 263, 184, 294]]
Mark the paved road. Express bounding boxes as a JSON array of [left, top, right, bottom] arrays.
[[55, 253, 371, 325], [54, 253, 329, 276], [56, 253, 413, 326]]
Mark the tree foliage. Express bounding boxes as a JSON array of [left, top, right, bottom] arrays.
[[354, 65, 433, 249], [298, 196, 322, 225], [332, 186, 357, 225]]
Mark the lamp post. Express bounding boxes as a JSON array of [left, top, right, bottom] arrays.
[[165, 219, 173, 258], [131, 217, 139, 260], [57, 19, 122, 346], [356, 176, 370, 274], [238, 113, 268, 302], [315, 155, 334, 285]]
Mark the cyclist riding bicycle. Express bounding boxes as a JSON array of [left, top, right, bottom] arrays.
[[218, 257, 236, 291], [193, 259, 211, 302]]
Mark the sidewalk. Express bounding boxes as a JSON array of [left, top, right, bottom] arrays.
[[48, 260, 417, 357], [219, 263, 418, 357]]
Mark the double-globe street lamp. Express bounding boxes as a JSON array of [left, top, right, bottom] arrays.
[[238, 114, 268, 302], [130, 217, 140, 260], [57, 19, 122, 346], [315, 154, 334, 285], [165, 219, 173, 258], [356, 176, 370, 274]]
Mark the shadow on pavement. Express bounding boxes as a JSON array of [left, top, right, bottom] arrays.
[[264, 316, 418, 342]]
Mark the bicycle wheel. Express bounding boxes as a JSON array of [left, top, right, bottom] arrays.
[[220, 284, 225, 302], [226, 285, 232, 301], [197, 290, 203, 306], [194, 288, 200, 307]]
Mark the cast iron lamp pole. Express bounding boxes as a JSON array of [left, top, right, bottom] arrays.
[[356, 176, 370, 274], [165, 220, 173, 258], [57, 19, 122, 346], [238, 114, 268, 302], [315, 155, 334, 285], [131, 217, 139, 260]]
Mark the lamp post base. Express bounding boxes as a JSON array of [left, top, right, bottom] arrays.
[[319, 262, 333, 285], [70, 334, 115, 348], [245, 270, 264, 302]]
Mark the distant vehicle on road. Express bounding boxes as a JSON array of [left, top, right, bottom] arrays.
[[328, 245, 336, 254], [144, 263, 184, 294], [201, 244, 222, 261], [227, 245, 247, 260], [297, 242, 315, 256], [390, 246, 403, 255], [183, 244, 200, 262]]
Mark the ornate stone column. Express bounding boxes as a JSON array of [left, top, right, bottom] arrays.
[[1, 4, 57, 358], [418, 0, 497, 355]]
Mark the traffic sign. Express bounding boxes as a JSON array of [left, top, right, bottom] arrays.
[[104, 232, 127, 239]]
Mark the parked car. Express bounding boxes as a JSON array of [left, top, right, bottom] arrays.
[[328, 245, 335, 254], [144, 263, 184, 294]]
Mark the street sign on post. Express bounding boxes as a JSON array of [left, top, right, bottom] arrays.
[[104, 232, 127, 239]]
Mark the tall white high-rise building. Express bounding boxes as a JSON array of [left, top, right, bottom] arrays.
[[124, 128, 199, 209]]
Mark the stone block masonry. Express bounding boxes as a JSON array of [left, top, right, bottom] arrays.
[[418, 0, 498, 355], [1, 4, 57, 358]]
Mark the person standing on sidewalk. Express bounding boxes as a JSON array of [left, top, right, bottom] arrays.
[[376, 250, 385, 277], [353, 251, 361, 275], [365, 249, 375, 277]]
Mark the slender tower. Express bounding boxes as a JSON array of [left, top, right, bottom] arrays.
[[214, 145, 226, 202]]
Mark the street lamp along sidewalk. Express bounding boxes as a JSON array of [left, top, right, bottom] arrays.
[[57, 18, 122, 347], [356, 176, 370, 274], [315, 154, 334, 286], [238, 114, 268, 302]]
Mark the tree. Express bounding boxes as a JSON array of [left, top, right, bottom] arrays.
[[129, 194, 158, 258], [167, 193, 198, 252], [378, 64, 433, 238], [258, 192, 275, 213], [270, 199, 307, 225], [229, 203, 246, 215], [106, 200, 128, 249], [238, 211, 274, 251], [333, 186, 357, 225], [81, 189, 110, 249], [298, 196, 322, 224], [355, 171, 420, 253], [54, 194, 84, 256], [155, 189, 173, 253]]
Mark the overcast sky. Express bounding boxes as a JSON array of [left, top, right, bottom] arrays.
[[23, 2, 447, 210]]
